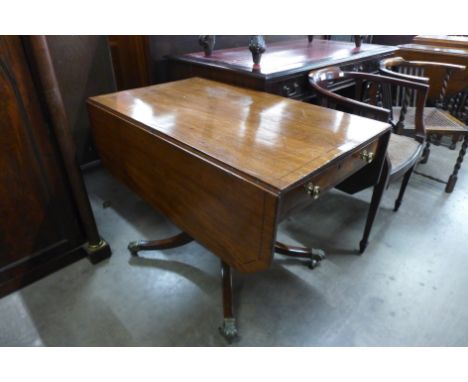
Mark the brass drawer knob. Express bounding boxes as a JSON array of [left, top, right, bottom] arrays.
[[304, 182, 320, 200], [360, 149, 375, 164]]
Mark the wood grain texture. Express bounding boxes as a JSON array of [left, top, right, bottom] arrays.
[[39, 36, 116, 165], [169, 39, 397, 102], [89, 78, 390, 191], [108, 35, 152, 90], [148, 35, 308, 84], [27, 36, 108, 249], [178, 39, 397, 77], [413, 35, 468, 50], [88, 78, 390, 272], [88, 102, 278, 272], [280, 139, 380, 219], [0, 36, 86, 296]]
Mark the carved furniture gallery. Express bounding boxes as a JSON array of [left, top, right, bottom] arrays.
[[87, 77, 391, 340]]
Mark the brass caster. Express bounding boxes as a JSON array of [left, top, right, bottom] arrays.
[[85, 239, 111, 264], [128, 241, 140, 256], [219, 318, 238, 343], [309, 259, 319, 269], [309, 248, 326, 269]]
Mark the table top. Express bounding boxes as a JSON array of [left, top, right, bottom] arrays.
[[169, 39, 397, 79], [89, 77, 390, 191], [413, 35, 468, 49], [399, 43, 468, 57]]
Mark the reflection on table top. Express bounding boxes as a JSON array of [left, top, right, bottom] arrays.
[[172, 39, 397, 78], [399, 43, 468, 57], [413, 35, 468, 50], [89, 77, 390, 190]]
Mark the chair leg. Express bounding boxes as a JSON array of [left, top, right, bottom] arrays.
[[449, 135, 459, 150], [420, 140, 431, 164], [394, 167, 414, 212], [446, 134, 468, 193], [359, 161, 389, 254]]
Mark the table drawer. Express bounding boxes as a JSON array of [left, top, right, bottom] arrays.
[[268, 75, 310, 99], [279, 138, 379, 219], [341, 58, 378, 73]]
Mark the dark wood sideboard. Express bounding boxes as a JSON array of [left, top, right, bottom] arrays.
[[0, 36, 110, 298], [168, 39, 397, 101]]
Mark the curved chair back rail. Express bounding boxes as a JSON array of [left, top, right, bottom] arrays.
[[308, 67, 429, 143], [380, 57, 466, 106], [308, 66, 429, 251]]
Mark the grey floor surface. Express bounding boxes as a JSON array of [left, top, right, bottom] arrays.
[[1, 143, 467, 346]]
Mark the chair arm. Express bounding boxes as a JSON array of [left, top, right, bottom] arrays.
[[349, 72, 429, 141], [309, 70, 429, 142], [379, 57, 466, 82], [356, 72, 429, 142], [379, 57, 429, 83], [308, 74, 390, 122]]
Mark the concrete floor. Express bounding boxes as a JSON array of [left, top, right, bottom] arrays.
[[1, 143, 468, 346]]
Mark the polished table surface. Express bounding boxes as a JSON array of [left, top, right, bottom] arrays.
[[413, 35, 468, 50], [88, 78, 390, 272], [178, 39, 396, 78], [90, 77, 390, 191], [399, 43, 468, 59], [169, 39, 397, 100]]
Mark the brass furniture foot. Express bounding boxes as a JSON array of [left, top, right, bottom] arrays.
[[219, 318, 238, 342], [128, 231, 193, 256], [275, 241, 326, 269], [219, 261, 238, 342], [85, 239, 111, 264]]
